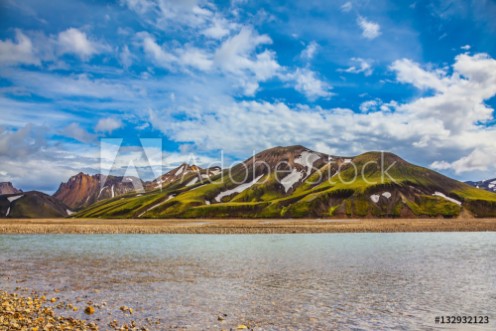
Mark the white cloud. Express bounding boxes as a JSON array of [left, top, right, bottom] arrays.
[[359, 99, 398, 113], [461, 44, 471, 51], [121, 0, 155, 14], [391, 53, 496, 172], [0, 124, 46, 158], [62, 123, 96, 143], [57, 28, 106, 59], [431, 146, 495, 173], [343, 57, 373, 76], [141, 34, 177, 68], [357, 16, 381, 39], [179, 46, 213, 71], [390, 59, 448, 91], [214, 27, 273, 74], [213, 27, 280, 94], [291, 68, 332, 100], [0, 30, 39, 66], [340, 2, 353, 12], [300, 41, 318, 60], [202, 17, 234, 39], [146, 52, 496, 178], [120, 45, 134, 68], [95, 118, 123, 133]]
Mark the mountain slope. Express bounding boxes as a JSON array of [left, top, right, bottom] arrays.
[[74, 146, 496, 219], [53, 173, 144, 210], [0, 191, 70, 218]]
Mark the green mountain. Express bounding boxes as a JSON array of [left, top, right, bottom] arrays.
[[74, 145, 496, 219], [0, 191, 71, 218]]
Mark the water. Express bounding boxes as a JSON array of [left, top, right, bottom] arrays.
[[1, 233, 495, 330]]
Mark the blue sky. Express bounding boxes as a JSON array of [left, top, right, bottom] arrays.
[[1, 0, 496, 193]]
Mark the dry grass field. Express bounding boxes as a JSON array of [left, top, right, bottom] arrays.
[[1, 218, 496, 234]]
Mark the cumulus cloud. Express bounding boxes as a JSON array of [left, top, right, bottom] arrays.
[[178, 46, 213, 71], [359, 99, 398, 113], [62, 123, 96, 143], [391, 53, 496, 172], [57, 28, 107, 59], [146, 52, 496, 177], [300, 41, 318, 60], [432, 146, 495, 173], [342, 57, 373, 76], [214, 27, 275, 75], [202, 17, 234, 39], [390, 59, 448, 91], [290, 68, 332, 100], [357, 16, 381, 39], [0, 124, 46, 158], [95, 118, 123, 133], [0, 30, 39, 66]]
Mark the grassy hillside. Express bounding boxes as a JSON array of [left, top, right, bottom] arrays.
[[74, 148, 496, 219]]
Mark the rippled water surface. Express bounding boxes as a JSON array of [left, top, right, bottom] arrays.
[[1, 233, 495, 330]]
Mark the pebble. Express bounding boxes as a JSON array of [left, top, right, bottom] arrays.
[[85, 306, 95, 315]]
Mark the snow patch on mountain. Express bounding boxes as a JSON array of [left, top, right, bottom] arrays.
[[175, 165, 184, 176], [281, 169, 304, 193], [139, 195, 175, 217], [382, 192, 391, 199], [370, 194, 380, 203], [295, 151, 321, 177], [433, 192, 462, 206], [186, 177, 199, 187], [215, 174, 264, 202], [98, 186, 107, 198], [7, 195, 23, 202]]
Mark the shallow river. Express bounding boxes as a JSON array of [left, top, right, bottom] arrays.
[[1, 233, 495, 330]]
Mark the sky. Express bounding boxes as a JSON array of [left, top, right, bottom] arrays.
[[1, 0, 496, 193]]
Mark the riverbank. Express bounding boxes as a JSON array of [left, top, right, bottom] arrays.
[[1, 218, 496, 234], [0, 289, 155, 331]]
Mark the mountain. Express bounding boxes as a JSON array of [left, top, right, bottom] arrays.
[[146, 163, 222, 191], [465, 178, 496, 193], [53, 173, 145, 210], [0, 182, 22, 195], [0, 191, 70, 218], [74, 145, 496, 219]]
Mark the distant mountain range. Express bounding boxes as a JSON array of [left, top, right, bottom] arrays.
[[465, 178, 496, 193], [2, 145, 496, 218]]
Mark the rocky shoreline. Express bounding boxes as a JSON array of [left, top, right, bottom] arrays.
[[0, 289, 149, 331], [1, 288, 257, 330]]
